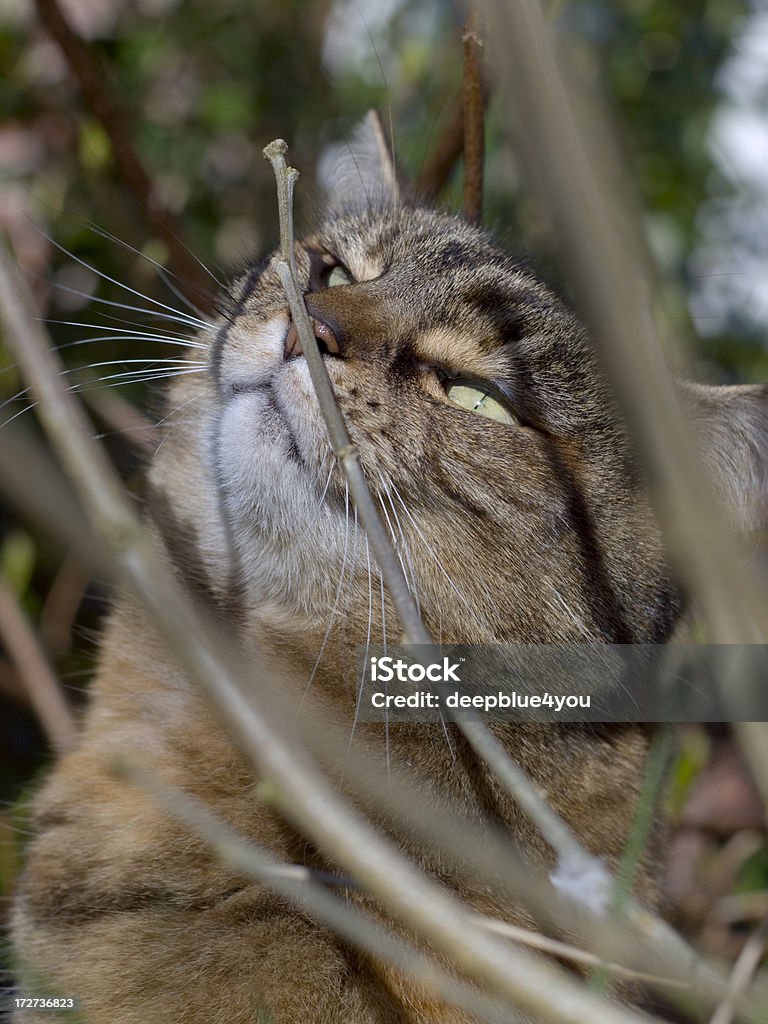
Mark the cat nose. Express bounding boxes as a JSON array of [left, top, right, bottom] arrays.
[[283, 317, 341, 361]]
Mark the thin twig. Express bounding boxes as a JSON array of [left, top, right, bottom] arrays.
[[34, 0, 212, 306], [123, 759, 691, 1009], [475, 0, 768, 645], [0, 577, 77, 752], [709, 916, 768, 1024], [0, 232, 666, 1024], [263, 140, 429, 646], [473, 915, 689, 991], [462, 10, 486, 224]]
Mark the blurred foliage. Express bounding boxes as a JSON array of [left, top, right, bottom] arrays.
[[1, 0, 767, 992]]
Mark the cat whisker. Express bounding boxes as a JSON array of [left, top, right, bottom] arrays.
[[298, 478, 354, 711], [59, 358, 205, 376], [376, 491, 421, 619], [316, 449, 336, 507], [150, 393, 205, 458], [43, 319, 205, 347], [343, 522, 375, 785], [388, 481, 490, 635], [377, 483, 421, 616], [38, 229, 212, 331], [48, 305, 208, 340], [0, 396, 40, 430], [0, 360, 204, 431], [377, 568, 392, 774], [71, 367, 206, 388], [88, 219, 232, 298], [154, 393, 202, 430], [317, 463, 335, 506], [380, 484, 456, 762], [545, 586, 597, 642], [37, 275, 213, 332], [55, 335, 205, 353], [53, 363, 204, 393], [86, 224, 226, 321]]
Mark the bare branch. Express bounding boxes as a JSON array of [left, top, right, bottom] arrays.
[[416, 96, 464, 199], [118, 760, 516, 1024], [709, 916, 768, 1024], [263, 140, 429, 646], [474, 915, 689, 991], [34, 0, 213, 306], [475, 0, 768, 645], [0, 577, 77, 752], [463, 10, 486, 224]]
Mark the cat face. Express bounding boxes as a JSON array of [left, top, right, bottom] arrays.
[[150, 115, 766, 648]]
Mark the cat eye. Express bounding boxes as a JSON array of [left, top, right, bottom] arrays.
[[307, 249, 354, 291], [444, 380, 521, 426], [325, 265, 353, 288]]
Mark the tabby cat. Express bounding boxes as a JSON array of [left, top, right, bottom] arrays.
[[11, 113, 768, 1023]]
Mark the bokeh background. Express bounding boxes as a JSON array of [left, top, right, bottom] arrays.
[[2, 0, 768, 1005]]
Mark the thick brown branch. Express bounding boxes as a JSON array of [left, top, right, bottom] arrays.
[[417, 98, 464, 199], [34, 0, 212, 307], [476, 0, 768, 644], [462, 10, 486, 224]]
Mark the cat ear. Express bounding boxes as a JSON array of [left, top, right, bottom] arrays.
[[682, 382, 768, 533], [317, 110, 400, 214]]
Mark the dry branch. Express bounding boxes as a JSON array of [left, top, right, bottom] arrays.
[[462, 10, 486, 224], [475, 0, 768, 645], [474, 915, 689, 990], [0, 577, 77, 752], [34, 0, 212, 306], [119, 761, 515, 1024], [710, 916, 768, 1024], [471, 0, 768, 1012], [416, 96, 464, 199], [0, 231, 667, 1024], [263, 140, 428, 646]]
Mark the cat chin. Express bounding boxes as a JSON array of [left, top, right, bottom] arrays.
[[213, 386, 358, 615]]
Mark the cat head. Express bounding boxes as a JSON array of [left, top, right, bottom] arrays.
[[148, 113, 768, 649]]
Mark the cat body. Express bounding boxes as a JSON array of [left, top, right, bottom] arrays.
[[11, 116, 768, 1022]]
